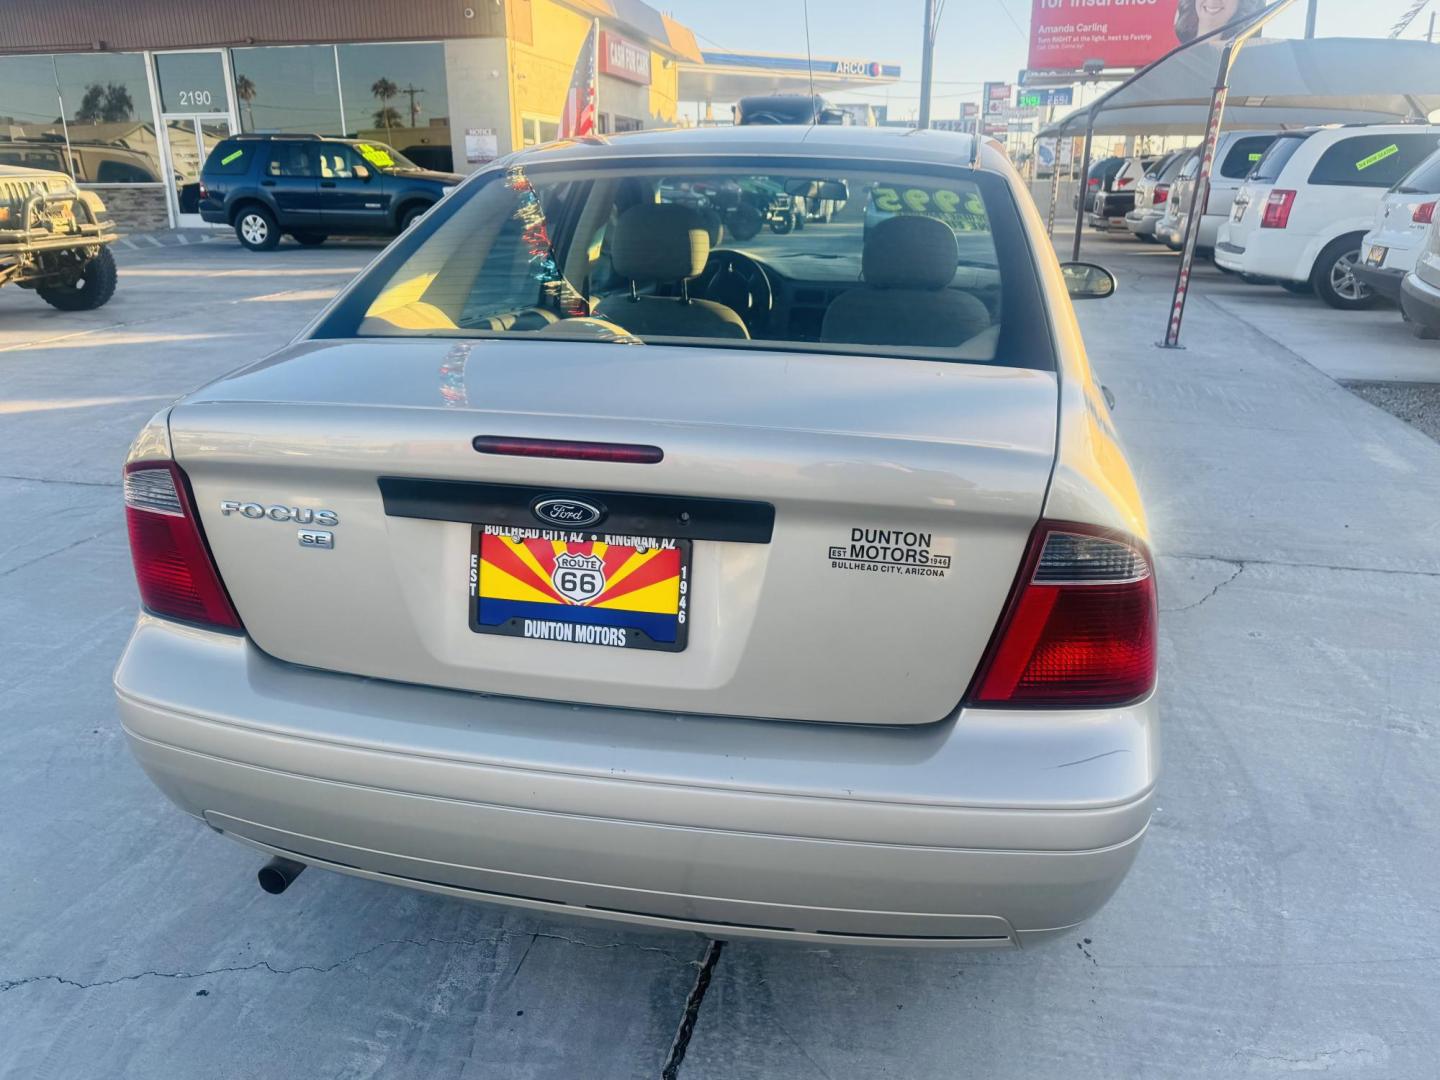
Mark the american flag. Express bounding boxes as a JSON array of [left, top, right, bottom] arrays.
[[561, 21, 599, 138]]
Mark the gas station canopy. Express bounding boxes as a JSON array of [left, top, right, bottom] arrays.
[[678, 51, 900, 105], [1039, 37, 1440, 136]]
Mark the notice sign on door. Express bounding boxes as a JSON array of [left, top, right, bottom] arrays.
[[466, 128, 499, 164]]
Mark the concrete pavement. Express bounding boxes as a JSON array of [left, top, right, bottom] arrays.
[[2, 233, 1438, 1079]]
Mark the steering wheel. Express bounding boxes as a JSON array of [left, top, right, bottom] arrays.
[[694, 250, 773, 333]]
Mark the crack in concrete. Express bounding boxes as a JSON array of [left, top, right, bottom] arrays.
[[1161, 561, 1245, 613], [0, 931, 694, 995], [0, 531, 106, 579], [1164, 551, 1440, 580], [0, 473, 120, 489]]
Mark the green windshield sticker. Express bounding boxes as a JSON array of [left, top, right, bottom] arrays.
[[1356, 144, 1399, 171], [220, 149, 244, 165], [356, 143, 395, 168], [1248, 152, 1263, 161]]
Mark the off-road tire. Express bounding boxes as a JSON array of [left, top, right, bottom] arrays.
[[36, 247, 118, 311], [235, 205, 279, 251]]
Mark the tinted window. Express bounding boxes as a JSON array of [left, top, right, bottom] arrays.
[[205, 140, 253, 176], [267, 142, 317, 177], [331, 158, 1052, 369], [1250, 134, 1309, 182], [1158, 150, 1193, 181], [1391, 148, 1440, 194], [1308, 134, 1439, 188], [1219, 135, 1277, 179]]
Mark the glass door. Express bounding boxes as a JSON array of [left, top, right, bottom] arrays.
[[162, 116, 232, 226], [153, 50, 237, 228]]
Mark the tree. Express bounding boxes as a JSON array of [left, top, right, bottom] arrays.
[[73, 82, 134, 125], [370, 77, 398, 141], [235, 74, 257, 131]]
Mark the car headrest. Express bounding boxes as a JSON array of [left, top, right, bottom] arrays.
[[612, 202, 711, 283], [863, 215, 958, 290]]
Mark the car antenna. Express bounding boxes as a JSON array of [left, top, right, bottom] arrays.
[[803, 0, 817, 126]]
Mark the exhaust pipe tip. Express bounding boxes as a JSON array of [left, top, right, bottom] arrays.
[[257, 856, 306, 895]]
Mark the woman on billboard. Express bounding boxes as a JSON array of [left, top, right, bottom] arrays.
[[1174, 0, 1265, 41]]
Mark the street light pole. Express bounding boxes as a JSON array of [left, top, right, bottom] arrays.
[[919, 0, 936, 129], [1304, 0, 1317, 37]]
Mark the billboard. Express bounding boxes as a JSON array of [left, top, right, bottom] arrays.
[[982, 81, 1011, 136], [1027, 0, 1265, 72]]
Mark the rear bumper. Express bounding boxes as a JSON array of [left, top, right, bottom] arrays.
[[1353, 264, 1406, 303], [115, 615, 1159, 948], [1125, 209, 1161, 236], [1401, 270, 1440, 331]]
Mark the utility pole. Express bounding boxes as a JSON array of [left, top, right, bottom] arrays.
[[1304, 0, 1317, 37], [401, 83, 426, 127], [1429, 10, 1436, 41], [918, 0, 936, 129]]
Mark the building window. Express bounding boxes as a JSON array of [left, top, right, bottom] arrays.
[[232, 46, 343, 135], [154, 51, 228, 114], [0, 52, 162, 184], [337, 43, 452, 171], [521, 116, 559, 147], [612, 115, 643, 132]]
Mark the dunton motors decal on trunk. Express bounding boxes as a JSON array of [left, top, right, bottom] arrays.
[[829, 528, 951, 578]]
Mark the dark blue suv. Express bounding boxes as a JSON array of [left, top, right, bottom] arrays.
[[199, 134, 462, 251]]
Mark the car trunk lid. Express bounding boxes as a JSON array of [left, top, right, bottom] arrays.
[[171, 338, 1058, 725]]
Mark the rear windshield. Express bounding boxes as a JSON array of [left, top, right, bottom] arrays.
[[1158, 151, 1193, 181], [321, 157, 1053, 369], [1219, 135, 1277, 179], [1308, 134, 1439, 188], [1250, 134, 1309, 182], [1391, 148, 1440, 195], [204, 140, 253, 176]]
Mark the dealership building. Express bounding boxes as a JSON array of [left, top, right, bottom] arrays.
[[0, 0, 899, 232]]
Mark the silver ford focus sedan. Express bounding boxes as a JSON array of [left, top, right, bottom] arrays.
[[115, 126, 1157, 948]]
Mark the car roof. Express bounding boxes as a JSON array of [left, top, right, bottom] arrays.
[[0, 163, 66, 179], [504, 124, 1009, 173]]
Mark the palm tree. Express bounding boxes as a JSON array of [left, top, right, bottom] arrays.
[[370, 77, 398, 142], [234, 75, 257, 132]]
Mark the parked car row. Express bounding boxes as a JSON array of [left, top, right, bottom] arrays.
[[1098, 124, 1440, 332]]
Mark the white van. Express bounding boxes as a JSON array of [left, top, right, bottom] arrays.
[[1215, 125, 1440, 309]]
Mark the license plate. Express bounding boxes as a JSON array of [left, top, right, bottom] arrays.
[[469, 525, 690, 651], [1366, 245, 1386, 267]]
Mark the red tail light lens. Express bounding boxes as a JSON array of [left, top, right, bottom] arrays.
[[198, 180, 208, 200], [1414, 200, 1436, 225], [124, 462, 242, 630], [967, 522, 1156, 707], [1087, 177, 1100, 189], [1154, 183, 1170, 205], [1261, 189, 1297, 229]]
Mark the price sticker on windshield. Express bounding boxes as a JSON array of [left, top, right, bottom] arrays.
[[870, 185, 988, 231], [356, 143, 396, 168]]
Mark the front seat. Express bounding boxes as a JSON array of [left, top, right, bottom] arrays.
[[594, 203, 748, 340], [821, 215, 990, 348]]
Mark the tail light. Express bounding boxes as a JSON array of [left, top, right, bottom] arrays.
[[1154, 183, 1170, 205], [1261, 189, 1297, 229], [1116, 176, 1133, 188], [124, 461, 243, 630], [1414, 201, 1436, 225], [197, 180, 208, 200], [1087, 177, 1100, 189], [967, 521, 1156, 707]]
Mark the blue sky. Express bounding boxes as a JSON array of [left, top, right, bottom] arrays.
[[663, 0, 1436, 120]]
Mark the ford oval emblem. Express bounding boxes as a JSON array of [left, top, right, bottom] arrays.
[[533, 497, 605, 528]]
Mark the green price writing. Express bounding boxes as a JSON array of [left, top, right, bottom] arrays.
[[1355, 144, 1399, 171], [870, 185, 988, 230], [220, 149, 244, 165]]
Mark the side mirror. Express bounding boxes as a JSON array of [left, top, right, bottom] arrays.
[[1060, 261, 1117, 301]]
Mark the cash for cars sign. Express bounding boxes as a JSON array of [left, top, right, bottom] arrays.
[[1028, 0, 1181, 71]]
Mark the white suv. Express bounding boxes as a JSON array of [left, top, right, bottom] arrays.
[[1216, 125, 1440, 309], [1354, 148, 1440, 306]]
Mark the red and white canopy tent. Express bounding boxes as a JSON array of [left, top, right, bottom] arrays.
[[1036, 18, 1440, 345]]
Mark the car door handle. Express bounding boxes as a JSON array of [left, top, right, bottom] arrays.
[[261, 180, 276, 187], [320, 181, 336, 188]]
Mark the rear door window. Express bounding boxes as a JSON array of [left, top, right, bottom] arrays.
[[1308, 134, 1439, 188], [205, 140, 252, 176], [1250, 135, 1309, 183], [1219, 136, 1277, 179]]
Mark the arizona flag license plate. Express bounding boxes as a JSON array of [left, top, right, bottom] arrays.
[[470, 525, 690, 651]]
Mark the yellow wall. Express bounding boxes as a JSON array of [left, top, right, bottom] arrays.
[[507, 0, 679, 147]]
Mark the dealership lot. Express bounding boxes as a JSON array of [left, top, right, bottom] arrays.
[[2, 233, 1439, 1078]]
